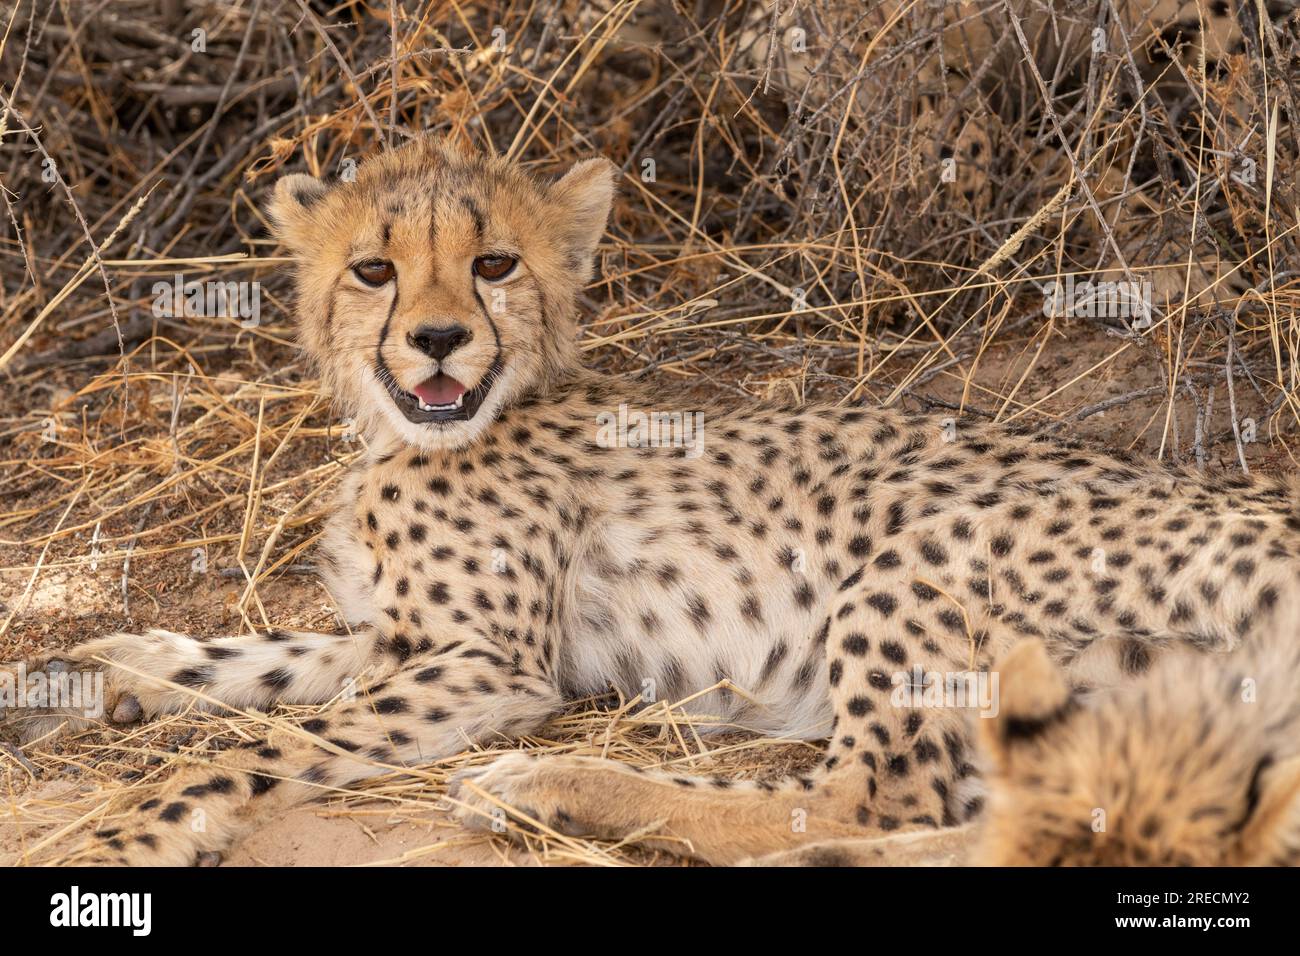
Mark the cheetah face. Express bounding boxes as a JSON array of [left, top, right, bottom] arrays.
[[267, 137, 616, 450]]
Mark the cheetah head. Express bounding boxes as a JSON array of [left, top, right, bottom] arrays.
[[267, 136, 616, 450], [975, 639, 1300, 866]]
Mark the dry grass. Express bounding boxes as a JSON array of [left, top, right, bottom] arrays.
[[1, 0, 1299, 865], [5, 685, 825, 866]]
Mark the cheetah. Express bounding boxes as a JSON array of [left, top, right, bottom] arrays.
[[5, 135, 1299, 867], [756, 631, 1300, 866], [977, 634, 1300, 866]]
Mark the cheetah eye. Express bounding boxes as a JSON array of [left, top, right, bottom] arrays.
[[354, 260, 395, 286], [473, 254, 517, 282]]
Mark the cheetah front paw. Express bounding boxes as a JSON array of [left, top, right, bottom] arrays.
[[52, 814, 224, 867], [1, 633, 173, 745]]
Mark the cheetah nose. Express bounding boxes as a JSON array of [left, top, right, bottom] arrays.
[[407, 324, 471, 361]]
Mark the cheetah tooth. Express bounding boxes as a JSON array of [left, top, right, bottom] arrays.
[[418, 397, 461, 412]]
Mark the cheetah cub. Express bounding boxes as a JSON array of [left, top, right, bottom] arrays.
[[977, 637, 1300, 866], [754, 635, 1300, 866], [7, 136, 1299, 866]]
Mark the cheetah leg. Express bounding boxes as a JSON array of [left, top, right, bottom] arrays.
[[740, 825, 978, 867], [449, 754, 867, 865], [3, 628, 389, 743], [52, 637, 560, 866]]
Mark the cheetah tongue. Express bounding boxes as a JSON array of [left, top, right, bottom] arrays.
[[412, 374, 466, 409]]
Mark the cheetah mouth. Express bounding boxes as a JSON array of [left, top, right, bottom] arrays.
[[383, 360, 502, 425]]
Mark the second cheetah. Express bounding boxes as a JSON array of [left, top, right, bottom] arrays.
[[8, 135, 1299, 866], [747, 631, 1300, 866]]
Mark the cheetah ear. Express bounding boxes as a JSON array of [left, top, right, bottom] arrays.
[[548, 157, 617, 268], [267, 174, 329, 250], [979, 639, 1073, 770], [1237, 755, 1300, 863]]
